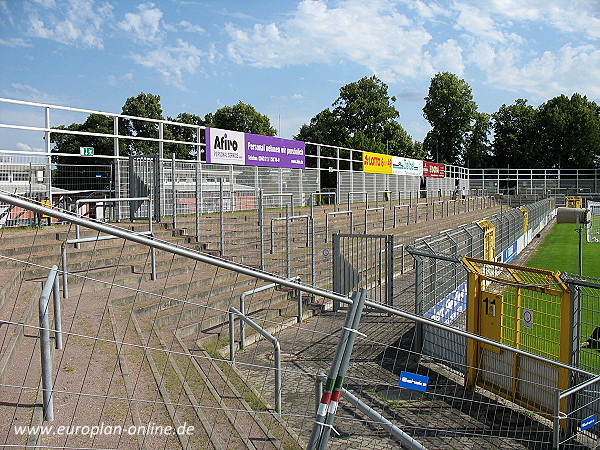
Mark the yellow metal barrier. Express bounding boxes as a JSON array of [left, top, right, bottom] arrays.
[[464, 257, 572, 419], [476, 219, 496, 261], [519, 206, 529, 233], [565, 196, 582, 208]]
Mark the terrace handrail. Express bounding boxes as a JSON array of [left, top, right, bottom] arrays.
[[325, 210, 353, 242], [229, 307, 282, 414], [0, 191, 596, 378], [39, 264, 62, 422], [239, 276, 301, 348]]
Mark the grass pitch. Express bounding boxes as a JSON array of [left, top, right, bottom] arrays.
[[525, 222, 600, 373], [526, 223, 600, 278]]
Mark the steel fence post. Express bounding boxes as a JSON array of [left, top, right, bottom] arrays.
[[171, 153, 176, 229], [286, 205, 290, 278], [39, 266, 58, 422], [317, 289, 367, 449], [229, 309, 235, 361], [61, 242, 68, 299], [553, 388, 561, 449], [307, 290, 362, 449], [315, 373, 325, 414], [219, 178, 225, 257], [53, 274, 62, 350], [386, 234, 394, 307], [259, 189, 264, 270]]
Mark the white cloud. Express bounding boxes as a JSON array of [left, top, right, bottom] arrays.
[[107, 72, 135, 87], [177, 20, 205, 34], [27, 0, 113, 49], [453, 2, 508, 42], [406, 0, 449, 20], [431, 39, 465, 75], [130, 39, 203, 89], [30, 0, 57, 6], [226, 0, 432, 83], [16, 142, 34, 151], [0, 1, 13, 25], [1, 83, 64, 104], [118, 2, 164, 44], [0, 37, 31, 47], [486, 45, 600, 99], [488, 0, 600, 40]]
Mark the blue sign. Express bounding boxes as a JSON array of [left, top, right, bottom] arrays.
[[95, 174, 102, 178], [423, 281, 467, 325], [398, 371, 429, 392], [581, 415, 596, 431], [502, 242, 518, 264]]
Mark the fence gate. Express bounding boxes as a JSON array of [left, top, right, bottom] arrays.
[[129, 155, 161, 221], [464, 256, 572, 418], [332, 233, 393, 312]]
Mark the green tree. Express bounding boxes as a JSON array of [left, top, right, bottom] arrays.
[[491, 99, 538, 169], [165, 113, 205, 159], [333, 76, 398, 139], [296, 76, 418, 156], [464, 112, 492, 168], [206, 101, 276, 136], [50, 113, 118, 190], [120, 92, 166, 155], [423, 72, 477, 165], [536, 94, 600, 169], [295, 109, 346, 146]]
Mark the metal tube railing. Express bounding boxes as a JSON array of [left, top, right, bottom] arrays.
[[61, 230, 155, 298], [270, 215, 310, 254], [229, 307, 281, 414], [238, 276, 301, 348], [0, 192, 595, 378], [393, 204, 410, 227], [39, 264, 62, 422], [325, 210, 353, 242], [310, 192, 337, 218], [347, 191, 368, 210], [75, 196, 151, 246], [364, 207, 385, 233]]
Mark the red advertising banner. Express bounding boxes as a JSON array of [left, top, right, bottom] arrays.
[[423, 161, 445, 178]]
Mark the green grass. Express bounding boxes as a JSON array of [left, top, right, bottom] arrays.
[[526, 223, 600, 278], [522, 222, 600, 373]]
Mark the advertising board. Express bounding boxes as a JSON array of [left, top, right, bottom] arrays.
[[205, 127, 305, 168], [423, 161, 445, 178], [363, 151, 392, 174], [392, 156, 423, 176]]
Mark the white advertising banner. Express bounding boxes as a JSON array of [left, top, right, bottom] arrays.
[[392, 156, 423, 176], [205, 127, 245, 165]]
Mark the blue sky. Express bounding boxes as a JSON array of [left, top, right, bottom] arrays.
[[1, 0, 599, 151]]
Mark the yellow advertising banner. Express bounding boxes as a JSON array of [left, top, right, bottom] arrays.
[[363, 151, 392, 174]]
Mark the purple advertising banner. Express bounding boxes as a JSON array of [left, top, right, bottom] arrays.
[[245, 133, 305, 168], [205, 127, 305, 169]]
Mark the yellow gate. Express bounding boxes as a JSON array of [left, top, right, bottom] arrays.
[[519, 206, 529, 233], [476, 219, 496, 261], [464, 257, 572, 418]]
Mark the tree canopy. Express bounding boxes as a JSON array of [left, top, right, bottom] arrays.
[[205, 101, 276, 136], [50, 78, 599, 171], [51, 95, 278, 160], [490, 94, 599, 169], [491, 99, 539, 169], [296, 76, 423, 158], [422, 72, 478, 165]]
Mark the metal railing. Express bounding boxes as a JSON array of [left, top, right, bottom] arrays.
[[3, 191, 599, 448], [229, 307, 282, 414], [38, 264, 62, 422]]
